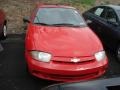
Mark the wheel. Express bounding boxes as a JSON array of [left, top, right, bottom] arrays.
[[1, 24, 7, 39], [116, 45, 120, 62]]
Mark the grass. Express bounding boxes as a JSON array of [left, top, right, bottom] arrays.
[[80, 0, 96, 5], [44, 0, 95, 12], [61, 0, 96, 5]]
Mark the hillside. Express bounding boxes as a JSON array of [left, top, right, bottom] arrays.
[[0, 0, 120, 34]]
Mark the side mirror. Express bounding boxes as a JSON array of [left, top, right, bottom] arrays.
[[23, 16, 30, 23], [23, 16, 30, 30]]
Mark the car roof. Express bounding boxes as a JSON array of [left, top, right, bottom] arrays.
[[100, 5, 120, 10], [37, 4, 75, 9]]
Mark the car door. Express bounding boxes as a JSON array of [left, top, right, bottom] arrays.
[[84, 6, 107, 42], [99, 7, 120, 48]]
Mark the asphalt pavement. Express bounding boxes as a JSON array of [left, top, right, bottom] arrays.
[[0, 34, 120, 90]]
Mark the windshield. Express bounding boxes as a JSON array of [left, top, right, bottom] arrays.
[[34, 8, 86, 27]]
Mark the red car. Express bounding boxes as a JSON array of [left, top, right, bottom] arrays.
[[0, 9, 7, 39], [24, 5, 108, 82]]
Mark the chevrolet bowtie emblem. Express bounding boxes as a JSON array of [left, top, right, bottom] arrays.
[[71, 58, 80, 63]]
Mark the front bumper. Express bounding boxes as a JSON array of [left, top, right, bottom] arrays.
[[25, 52, 108, 82]]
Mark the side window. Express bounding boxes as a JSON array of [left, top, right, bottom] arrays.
[[105, 8, 117, 23], [91, 7, 106, 19], [94, 8, 104, 16]]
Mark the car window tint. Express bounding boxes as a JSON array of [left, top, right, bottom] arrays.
[[105, 8, 117, 23]]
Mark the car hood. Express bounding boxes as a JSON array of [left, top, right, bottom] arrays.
[[26, 24, 103, 57]]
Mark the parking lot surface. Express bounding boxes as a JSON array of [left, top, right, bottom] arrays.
[[0, 34, 120, 90]]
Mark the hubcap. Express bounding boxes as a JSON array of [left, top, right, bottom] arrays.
[[3, 25, 7, 37]]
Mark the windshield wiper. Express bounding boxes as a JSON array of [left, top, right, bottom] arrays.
[[52, 23, 80, 27], [34, 23, 81, 27], [34, 22, 52, 26]]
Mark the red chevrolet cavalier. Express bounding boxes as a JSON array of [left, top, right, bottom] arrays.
[[24, 5, 108, 82]]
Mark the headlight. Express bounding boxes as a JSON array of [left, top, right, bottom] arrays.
[[30, 51, 52, 62], [95, 51, 106, 62]]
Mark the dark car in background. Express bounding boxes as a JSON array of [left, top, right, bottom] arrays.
[[83, 5, 120, 62], [0, 9, 7, 39]]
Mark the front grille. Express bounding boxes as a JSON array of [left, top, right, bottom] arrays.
[[52, 59, 94, 65], [52, 56, 95, 64]]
